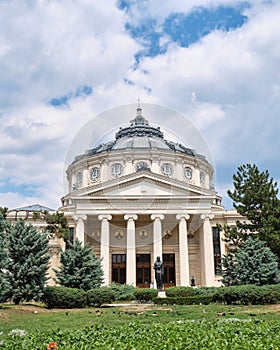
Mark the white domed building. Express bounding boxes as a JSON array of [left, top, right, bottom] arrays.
[[60, 106, 240, 288]]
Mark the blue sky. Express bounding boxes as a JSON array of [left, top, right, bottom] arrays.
[[0, 0, 279, 210]]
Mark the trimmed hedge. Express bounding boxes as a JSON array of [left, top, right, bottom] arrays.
[[213, 284, 280, 305], [165, 286, 196, 297], [195, 287, 217, 297], [109, 283, 136, 301], [154, 295, 212, 305], [87, 287, 115, 307], [42, 286, 87, 309], [134, 288, 158, 302]]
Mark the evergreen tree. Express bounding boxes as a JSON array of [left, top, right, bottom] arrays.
[[55, 239, 104, 290], [0, 214, 9, 301], [227, 164, 280, 260], [221, 237, 279, 285], [5, 219, 50, 304]]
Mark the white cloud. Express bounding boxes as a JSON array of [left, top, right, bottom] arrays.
[[0, 0, 139, 108], [0, 0, 280, 210]]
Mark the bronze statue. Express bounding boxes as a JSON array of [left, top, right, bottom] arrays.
[[153, 256, 164, 290]]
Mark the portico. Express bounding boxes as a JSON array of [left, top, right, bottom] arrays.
[[65, 207, 216, 287]]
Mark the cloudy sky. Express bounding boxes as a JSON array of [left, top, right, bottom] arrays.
[[0, 0, 279, 210]]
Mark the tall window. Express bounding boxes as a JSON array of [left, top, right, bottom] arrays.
[[112, 254, 126, 284], [212, 226, 221, 275]]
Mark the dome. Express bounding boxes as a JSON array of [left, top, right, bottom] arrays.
[[66, 104, 216, 199], [78, 106, 202, 160]]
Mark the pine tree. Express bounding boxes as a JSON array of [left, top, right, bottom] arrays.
[[5, 219, 50, 304], [55, 239, 104, 290], [222, 237, 279, 286], [227, 164, 280, 260], [0, 214, 9, 300]]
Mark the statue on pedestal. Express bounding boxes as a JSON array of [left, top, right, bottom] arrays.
[[153, 256, 164, 290]]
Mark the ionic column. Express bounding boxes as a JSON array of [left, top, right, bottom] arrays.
[[98, 214, 112, 286], [151, 214, 164, 262], [176, 214, 190, 286], [124, 214, 138, 286], [200, 214, 215, 286], [73, 215, 87, 245]]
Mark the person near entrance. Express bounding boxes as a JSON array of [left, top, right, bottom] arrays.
[[153, 256, 164, 290]]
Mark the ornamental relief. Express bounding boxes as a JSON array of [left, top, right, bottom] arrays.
[[138, 229, 149, 240], [114, 230, 124, 239]]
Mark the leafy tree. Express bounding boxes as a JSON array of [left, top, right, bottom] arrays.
[[0, 206, 9, 219], [227, 164, 280, 260], [45, 211, 70, 240], [55, 239, 104, 291], [5, 219, 50, 304], [221, 237, 279, 286]]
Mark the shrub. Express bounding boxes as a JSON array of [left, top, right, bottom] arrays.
[[258, 284, 280, 304], [194, 287, 217, 297], [109, 283, 136, 301], [134, 288, 158, 302], [42, 286, 87, 309], [212, 284, 280, 305], [154, 295, 212, 305], [165, 286, 196, 297], [87, 287, 115, 307]]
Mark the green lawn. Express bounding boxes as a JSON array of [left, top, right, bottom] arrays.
[[1, 303, 280, 349]]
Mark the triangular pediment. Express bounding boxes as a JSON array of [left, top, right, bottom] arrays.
[[72, 171, 214, 199]]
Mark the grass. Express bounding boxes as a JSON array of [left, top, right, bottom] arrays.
[[1, 303, 280, 349], [1, 302, 280, 334]]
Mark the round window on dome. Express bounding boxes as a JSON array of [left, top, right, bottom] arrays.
[[90, 167, 100, 181], [136, 161, 150, 172], [200, 171, 205, 184], [161, 163, 173, 176], [111, 163, 123, 178], [184, 166, 193, 180]]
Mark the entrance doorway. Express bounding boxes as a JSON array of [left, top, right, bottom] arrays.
[[112, 254, 126, 284], [136, 254, 151, 288], [163, 253, 176, 288]]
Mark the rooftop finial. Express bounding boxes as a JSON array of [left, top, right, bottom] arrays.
[[129, 100, 149, 126], [136, 98, 142, 117]]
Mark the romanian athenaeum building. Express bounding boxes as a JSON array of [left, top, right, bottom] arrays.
[[7, 106, 241, 288]]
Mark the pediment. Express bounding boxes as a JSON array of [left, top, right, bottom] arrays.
[[74, 171, 214, 199]]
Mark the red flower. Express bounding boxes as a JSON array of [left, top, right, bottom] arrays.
[[47, 342, 58, 350]]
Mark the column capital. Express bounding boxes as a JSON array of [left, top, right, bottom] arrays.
[[124, 214, 138, 221], [151, 214, 164, 221], [73, 214, 87, 222], [176, 214, 190, 221], [200, 213, 215, 221], [98, 214, 112, 221]]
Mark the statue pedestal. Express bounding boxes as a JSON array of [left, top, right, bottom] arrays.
[[157, 291, 166, 298]]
